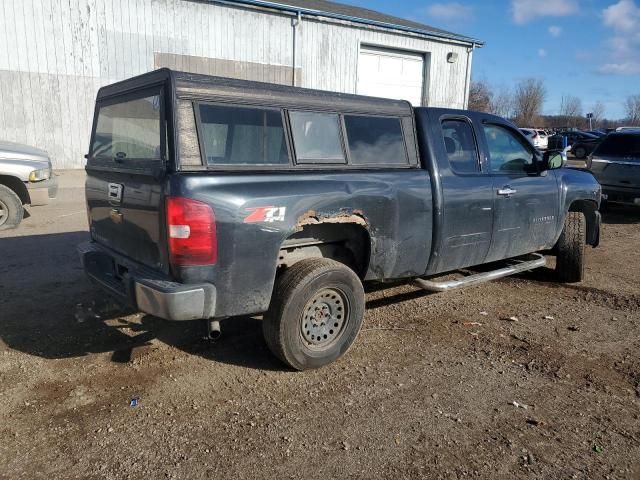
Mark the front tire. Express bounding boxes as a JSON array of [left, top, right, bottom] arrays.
[[0, 184, 24, 231], [555, 212, 586, 283], [263, 259, 365, 371]]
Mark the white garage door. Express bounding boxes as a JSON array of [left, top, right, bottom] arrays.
[[357, 46, 425, 106]]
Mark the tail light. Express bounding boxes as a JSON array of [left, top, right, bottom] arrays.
[[166, 197, 217, 266]]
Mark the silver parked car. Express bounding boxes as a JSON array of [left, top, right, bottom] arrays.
[[0, 141, 58, 230]]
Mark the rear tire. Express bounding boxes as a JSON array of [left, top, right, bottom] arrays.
[[0, 184, 24, 231], [263, 259, 365, 371], [555, 212, 586, 283]]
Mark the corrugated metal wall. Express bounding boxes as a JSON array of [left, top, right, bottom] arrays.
[[0, 0, 472, 169]]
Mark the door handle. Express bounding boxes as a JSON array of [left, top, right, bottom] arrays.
[[497, 186, 517, 196]]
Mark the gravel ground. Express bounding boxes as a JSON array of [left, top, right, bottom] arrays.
[[1, 171, 639, 479]]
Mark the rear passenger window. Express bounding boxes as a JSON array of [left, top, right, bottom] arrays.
[[289, 112, 346, 163], [197, 104, 289, 165], [441, 119, 480, 173], [344, 115, 407, 165]]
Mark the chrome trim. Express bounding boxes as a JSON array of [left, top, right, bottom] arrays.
[[413, 254, 546, 292], [497, 187, 517, 196], [592, 158, 640, 166]]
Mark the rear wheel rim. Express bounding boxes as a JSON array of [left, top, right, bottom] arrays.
[[0, 198, 8, 226], [300, 288, 349, 350]]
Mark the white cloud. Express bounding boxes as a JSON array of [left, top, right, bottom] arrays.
[[598, 62, 640, 75], [598, 0, 640, 76], [538, 48, 547, 58], [603, 0, 640, 32], [425, 2, 474, 22], [548, 25, 562, 37], [511, 0, 578, 25]]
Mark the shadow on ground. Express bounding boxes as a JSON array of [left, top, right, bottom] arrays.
[[3, 229, 604, 371], [0, 231, 283, 371]]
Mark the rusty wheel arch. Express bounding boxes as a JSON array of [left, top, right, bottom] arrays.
[[278, 212, 372, 278]]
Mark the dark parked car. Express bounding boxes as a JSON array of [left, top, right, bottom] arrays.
[[586, 130, 607, 138], [588, 132, 640, 207], [548, 131, 601, 159], [79, 69, 601, 370]]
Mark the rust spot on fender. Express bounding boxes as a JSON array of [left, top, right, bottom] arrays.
[[295, 209, 369, 231]]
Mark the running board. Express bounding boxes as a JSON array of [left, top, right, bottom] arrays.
[[412, 254, 546, 293]]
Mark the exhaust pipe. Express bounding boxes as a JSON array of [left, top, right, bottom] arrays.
[[207, 319, 222, 340]]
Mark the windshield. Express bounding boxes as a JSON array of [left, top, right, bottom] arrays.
[[91, 93, 162, 162]]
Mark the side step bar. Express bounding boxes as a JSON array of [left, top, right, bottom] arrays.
[[412, 253, 546, 293]]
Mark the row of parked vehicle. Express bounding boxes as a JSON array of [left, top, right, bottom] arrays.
[[518, 125, 640, 207], [520, 126, 640, 160]]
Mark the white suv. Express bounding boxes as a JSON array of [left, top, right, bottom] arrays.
[[520, 128, 548, 149]]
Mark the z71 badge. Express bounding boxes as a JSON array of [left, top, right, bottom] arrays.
[[244, 206, 286, 223]]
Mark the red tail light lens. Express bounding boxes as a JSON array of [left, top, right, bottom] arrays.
[[166, 197, 217, 266]]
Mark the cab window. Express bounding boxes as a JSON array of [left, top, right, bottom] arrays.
[[483, 124, 535, 174], [441, 119, 480, 173]]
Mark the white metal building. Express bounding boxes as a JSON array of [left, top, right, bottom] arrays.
[[0, 0, 482, 169]]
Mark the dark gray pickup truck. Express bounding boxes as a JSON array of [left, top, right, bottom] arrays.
[[79, 69, 601, 370]]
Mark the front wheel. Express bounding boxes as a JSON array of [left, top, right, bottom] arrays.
[[555, 212, 586, 283], [263, 259, 365, 371], [0, 184, 24, 231]]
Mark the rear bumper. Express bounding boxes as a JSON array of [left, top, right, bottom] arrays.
[[601, 185, 640, 206], [26, 175, 59, 206], [78, 241, 216, 321]]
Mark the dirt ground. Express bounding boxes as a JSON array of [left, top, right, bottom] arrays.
[[1, 171, 639, 479]]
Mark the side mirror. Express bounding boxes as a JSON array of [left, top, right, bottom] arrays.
[[541, 150, 564, 170]]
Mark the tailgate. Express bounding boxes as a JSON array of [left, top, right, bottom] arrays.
[[591, 159, 640, 189], [86, 87, 169, 272]]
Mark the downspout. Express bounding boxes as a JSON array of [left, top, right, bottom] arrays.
[[463, 42, 475, 109], [291, 10, 301, 86]]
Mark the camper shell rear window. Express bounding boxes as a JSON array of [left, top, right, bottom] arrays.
[[89, 87, 166, 170]]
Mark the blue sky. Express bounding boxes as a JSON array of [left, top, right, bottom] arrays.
[[344, 0, 640, 118]]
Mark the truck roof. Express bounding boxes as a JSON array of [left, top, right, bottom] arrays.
[[96, 68, 414, 117]]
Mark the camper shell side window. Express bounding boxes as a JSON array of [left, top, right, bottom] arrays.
[[179, 99, 419, 170]]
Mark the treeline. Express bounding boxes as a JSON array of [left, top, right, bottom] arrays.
[[468, 78, 640, 129]]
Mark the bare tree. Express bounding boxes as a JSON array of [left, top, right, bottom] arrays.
[[591, 101, 606, 127], [491, 86, 514, 119], [468, 80, 492, 112], [625, 95, 640, 125], [559, 95, 583, 119], [513, 78, 546, 126]]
